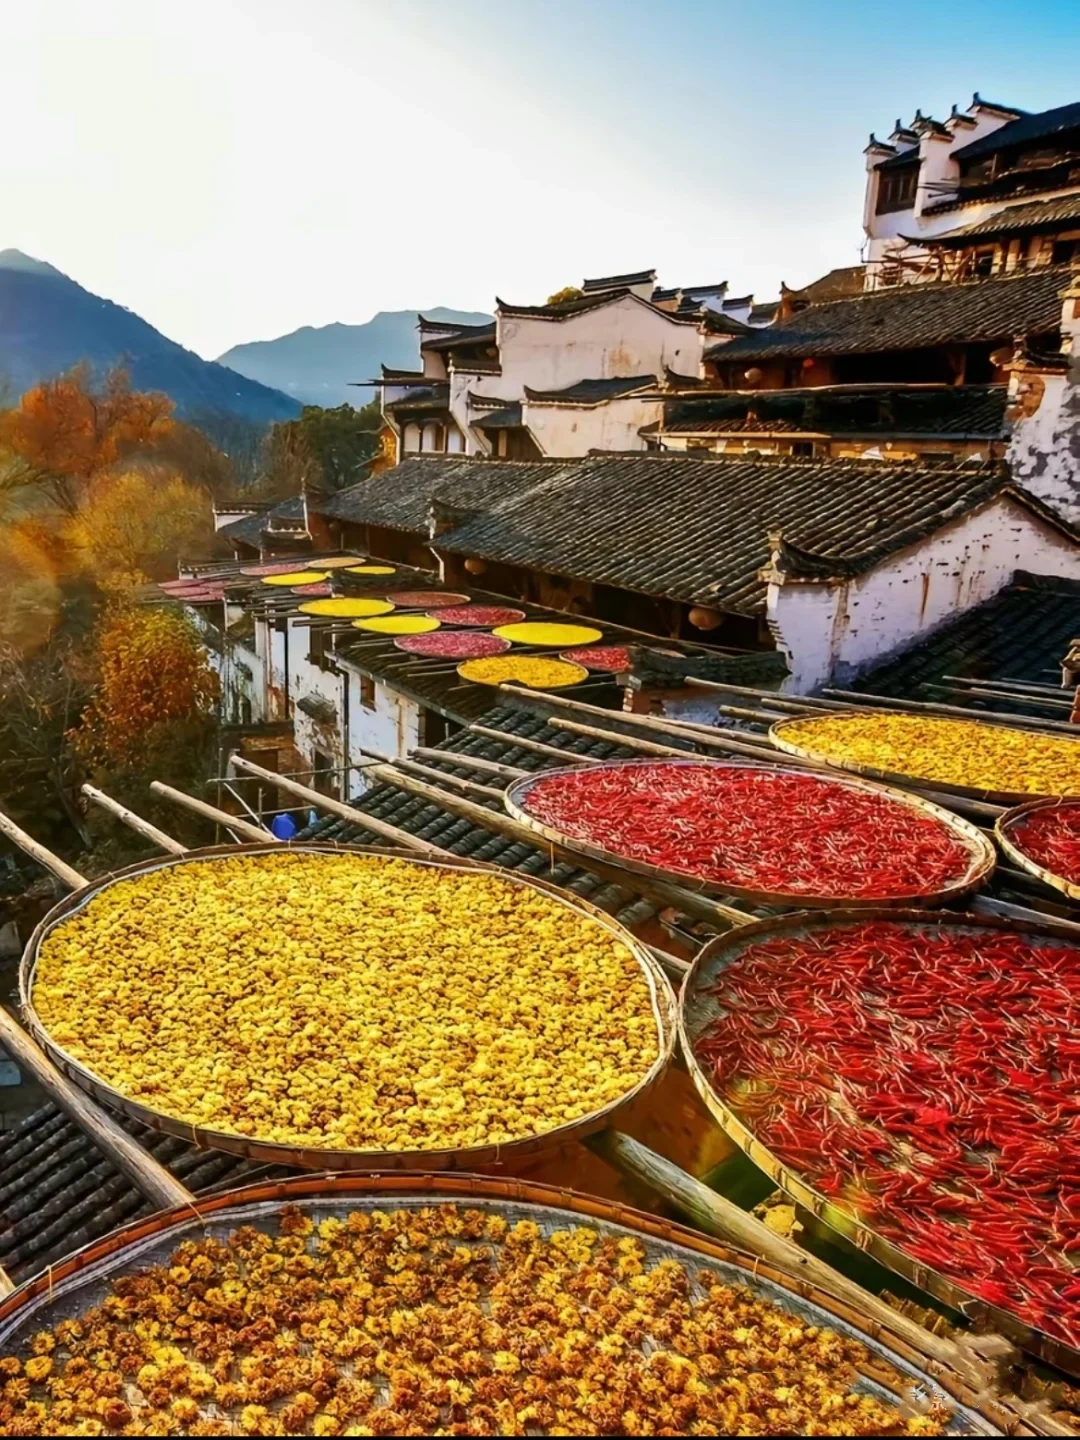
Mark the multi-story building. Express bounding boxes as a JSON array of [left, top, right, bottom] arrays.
[[864, 95, 1080, 286]]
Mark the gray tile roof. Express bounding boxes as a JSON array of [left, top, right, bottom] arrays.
[[0, 1107, 284, 1286], [854, 571, 1080, 715], [218, 496, 308, 551], [523, 375, 657, 404], [582, 268, 656, 292], [707, 265, 1070, 364], [427, 453, 1027, 612], [920, 193, 1080, 245], [473, 403, 523, 429], [951, 100, 1080, 163], [661, 385, 1008, 439]]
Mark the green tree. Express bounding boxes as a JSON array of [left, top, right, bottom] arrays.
[[258, 400, 383, 498]]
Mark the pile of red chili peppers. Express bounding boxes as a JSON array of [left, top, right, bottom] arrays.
[[518, 761, 974, 899], [696, 921, 1080, 1345], [1009, 800, 1080, 885]]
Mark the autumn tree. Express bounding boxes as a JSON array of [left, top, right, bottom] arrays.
[[66, 467, 216, 589], [74, 604, 220, 771], [546, 286, 583, 305], [0, 364, 174, 514]]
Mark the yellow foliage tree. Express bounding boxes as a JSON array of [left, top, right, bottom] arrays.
[[0, 365, 174, 514], [0, 523, 62, 653], [66, 468, 215, 590], [74, 605, 220, 768], [546, 286, 584, 305]]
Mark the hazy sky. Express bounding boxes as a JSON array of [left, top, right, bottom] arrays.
[[4, 0, 1080, 359]]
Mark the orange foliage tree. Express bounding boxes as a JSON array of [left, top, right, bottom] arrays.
[[66, 468, 215, 589], [1, 365, 174, 515], [74, 605, 220, 769]]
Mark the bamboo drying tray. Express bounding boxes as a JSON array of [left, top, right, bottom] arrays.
[[770, 710, 1080, 807], [505, 758, 995, 909], [996, 796, 1080, 903], [679, 906, 1080, 1377], [19, 843, 677, 1173], [0, 1174, 1001, 1436]]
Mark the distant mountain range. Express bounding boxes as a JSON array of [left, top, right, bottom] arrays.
[[0, 250, 299, 425], [218, 308, 493, 407]]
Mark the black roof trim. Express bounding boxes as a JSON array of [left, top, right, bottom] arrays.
[[581, 268, 657, 291]]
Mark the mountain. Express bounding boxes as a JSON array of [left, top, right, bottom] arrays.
[[0, 250, 299, 424], [217, 307, 493, 408]]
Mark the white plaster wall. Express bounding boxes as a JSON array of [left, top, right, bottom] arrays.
[[343, 667, 422, 796], [1009, 292, 1080, 524], [769, 494, 1080, 692], [450, 369, 505, 456], [524, 395, 664, 456], [267, 621, 289, 720], [286, 620, 345, 777], [496, 295, 703, 394]]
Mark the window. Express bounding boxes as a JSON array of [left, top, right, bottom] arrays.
[[972, 249, 995, 277], [1053, 238, 1080, 266], [791, 441, 815, 459], [312, 750, 336, 797], [875, 161, 919, 215], [360, 674, 376, 711]]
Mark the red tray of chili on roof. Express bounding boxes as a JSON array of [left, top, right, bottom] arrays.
[[505, 759, 994, 908], [560, 643, 633, 673], [432, 604, 527, 627], [996, 796, 1080, 903], [384, 591, 471, 609], [393, 631, 511, 660], [680, 908, 1080, 1371]]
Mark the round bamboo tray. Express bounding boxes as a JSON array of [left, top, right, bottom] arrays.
[[770, 710, 1080, 807], [0, 1174, 1002, 1435], [996, 796, 1080, 903], [679, 906, 1080, 1377], [505, 758, 995, 909], [19, 843, 676, 1174]]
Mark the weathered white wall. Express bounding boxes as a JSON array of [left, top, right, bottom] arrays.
[[497, 295, 702, 394], [267, 621, 289, 720], [1009, 289, 1080, 524], [286, 620, 345, 780], [343, 666, 422, 796], [524, 394, 663, 456], [768, 494, 1080, 692]]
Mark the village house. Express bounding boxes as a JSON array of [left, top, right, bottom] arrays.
[[864, 95, 1080, 286]]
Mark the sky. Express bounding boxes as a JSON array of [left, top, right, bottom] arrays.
[[4, 0, 1080, 360]]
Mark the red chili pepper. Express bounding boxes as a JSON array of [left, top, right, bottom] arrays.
[[694, 921, 1080, 1346], [1010, 800, 1080, 886], [518, 761, 975, 900]]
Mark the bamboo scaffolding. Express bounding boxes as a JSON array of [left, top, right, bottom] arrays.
[[359, 760, 755, 929], [938, 684, 1073, 713], [228, 756, 454, 858], [681, 678, 848, 712], [81, 785, 188, 855], [0, 811, 197, 1225], [943, 674, 1069, 698], [549, 716, 699, 759], [149, 782, 277, 844]]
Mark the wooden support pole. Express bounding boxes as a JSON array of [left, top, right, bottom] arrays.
[[82, 785, 188, 856], [0, 1006, 195, 1214], [970, 894, 1080, 935], [229, 755, 453, 858], [938, 684, 1073, 713], [411, 747, 529, 782], [362, 760, 755, 930], [548, 717, 695, 759], [0, 809, 87, 892], [466, 722, 607, 765], [682, 677, 842, 712], [585, 1133, 1037, 1410], [942, 674, 1068, 697], [149, 782, 277, 845]]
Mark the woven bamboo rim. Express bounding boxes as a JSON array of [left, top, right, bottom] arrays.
[[19, 843, 677, 1173], [0, 1173, 1014, 1434], [678, 905, 1080, 1378], [996, 796, 1080, 903], [505, 757, 996, 909], [770, 710, 1080, 807]]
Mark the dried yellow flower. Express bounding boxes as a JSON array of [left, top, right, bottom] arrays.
[[457, 656, 589, 689], [33, 852, 660, 1153], [776, 711, 1080, 796]]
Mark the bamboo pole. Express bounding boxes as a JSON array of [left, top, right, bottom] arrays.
[[584, 1133, 1047, 1416], [356, 747, 505, 802], [411, 747, 529, 782], [823, 687, 1079, 735], [970, 894, 1080, 935], [466, 722, 608, 765], [0, 810, 87, 892], [0, 1267, 12, 1298], [681, 678, 848, 712], [82, 785, 188, 855], [549, 717, 698, 759], [943, 674, 1068, 697], [149, 782, 278, 844], [938, 684, 1073, 713], [229, 755, 453, 858], [361, 760, 755, 929]]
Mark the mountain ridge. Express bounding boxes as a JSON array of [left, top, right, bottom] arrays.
[[0, 250, 300, 425], [218, 306, 493, 407]]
